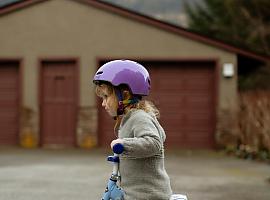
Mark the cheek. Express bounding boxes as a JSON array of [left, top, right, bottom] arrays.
[[109, 97, 118, 110], [111, 98, 118, 110]]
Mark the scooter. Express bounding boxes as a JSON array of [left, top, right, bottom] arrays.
[[101, 143, 125, 200], [101, 143, 188, 200]]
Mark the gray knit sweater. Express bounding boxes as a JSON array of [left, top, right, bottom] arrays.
[[118, 109, 172, 200]]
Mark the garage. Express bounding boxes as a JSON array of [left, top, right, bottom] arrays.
[[2, 0, 268, 149], [0, 60, 20, 145], [97, 60, 217, 148]]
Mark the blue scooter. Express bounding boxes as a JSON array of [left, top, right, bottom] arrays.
[[101, 143, 188, 200], [101, 143, 125, 200]]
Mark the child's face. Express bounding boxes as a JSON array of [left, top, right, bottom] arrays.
[[98, 85, 118, 117]]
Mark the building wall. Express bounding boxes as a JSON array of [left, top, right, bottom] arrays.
[[0, 0, 237, 147]]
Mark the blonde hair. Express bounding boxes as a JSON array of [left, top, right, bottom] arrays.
[[134, 100, 160, 119], [95, 82, 114, 98]]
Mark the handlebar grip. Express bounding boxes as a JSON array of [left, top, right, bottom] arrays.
[[113, 143, 124, 154]]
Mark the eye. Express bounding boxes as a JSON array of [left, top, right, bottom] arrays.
[[102, 94, 108, 100]]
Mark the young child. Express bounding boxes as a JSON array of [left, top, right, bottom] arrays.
[[93, 59, 173, 200]]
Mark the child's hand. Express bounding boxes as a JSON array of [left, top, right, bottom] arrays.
[[110, 139, 124, 149]]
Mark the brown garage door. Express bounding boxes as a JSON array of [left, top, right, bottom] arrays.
[[0, 61, 20, 145], [148, 61, 216, 148], [40, 60, 78, 147], [97, 60, 216, 149]]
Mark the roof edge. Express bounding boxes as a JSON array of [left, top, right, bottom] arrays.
[[77, 0, 270, 63], [0, 0, 47, 15]]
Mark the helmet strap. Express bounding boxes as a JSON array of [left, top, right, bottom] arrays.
[[115, 88, 139, 116], [115, 88, 124, 116], [113, 89, 139, 133]]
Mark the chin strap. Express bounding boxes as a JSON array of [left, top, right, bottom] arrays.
[[115, 89, 139, 116], [113, 88, 140, 134]]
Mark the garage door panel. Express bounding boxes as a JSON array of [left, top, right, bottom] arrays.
[[186, 131, 212, 142], [0, 125, 17, 131], [0, 92, 17, 101], [0, 78, 17, 85], [0, 111, 17, 119], [186, 81, 213, 91], [166, 134, 185, 141], [185, 99, 213, 111], [158, 101, 212, 114], [156, 81, 213, 93], [187, 134, 211, 142], [161, 119, 185, 128], [157, 103, 182, 111], [185, 122, 212, 131], [156, 79, 185, 90]]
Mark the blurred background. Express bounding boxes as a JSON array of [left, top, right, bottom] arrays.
[[0, 0, 270, 199]]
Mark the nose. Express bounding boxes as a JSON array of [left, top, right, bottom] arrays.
[[102, 99, 106, 107]]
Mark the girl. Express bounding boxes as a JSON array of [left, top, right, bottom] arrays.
[[93, 59, 172, 200]]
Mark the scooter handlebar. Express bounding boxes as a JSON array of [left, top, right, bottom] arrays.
[[113, 143, 124, 154]]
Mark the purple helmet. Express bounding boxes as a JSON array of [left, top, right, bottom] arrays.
[[93, 60, 151, 96]]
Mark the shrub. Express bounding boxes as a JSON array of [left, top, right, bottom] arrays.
[[217, 90, 270, 161]]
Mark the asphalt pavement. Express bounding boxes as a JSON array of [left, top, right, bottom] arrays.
[[0, 147, 269, 200]]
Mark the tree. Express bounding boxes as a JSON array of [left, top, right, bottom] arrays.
[[185, 0, 270, 56]]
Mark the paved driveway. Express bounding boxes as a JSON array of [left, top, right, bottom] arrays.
[[0, 147, 269, 200]]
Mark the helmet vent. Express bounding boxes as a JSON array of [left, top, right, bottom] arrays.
[[96, 71, 103, 75], [147, 78, 151, 85]]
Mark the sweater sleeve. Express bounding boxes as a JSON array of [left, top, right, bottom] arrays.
[[121, 112, 163, 158]]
